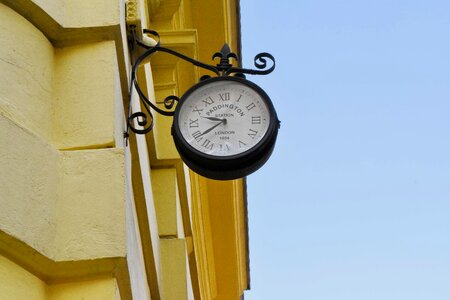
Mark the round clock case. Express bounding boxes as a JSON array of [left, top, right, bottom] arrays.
[[172, 76, 279, 180]]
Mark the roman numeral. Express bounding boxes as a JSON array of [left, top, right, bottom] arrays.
[[238, 140, 247, 148], [193, 106, 203, 115], [252, 116, 261, 124], [189, 118, 199, 128], [219, 144, 231, 151], [192, 131, 203, 142], [236, 94, 242, 102], [248, 129, 258, 139], [219, 92, 230, 101], [246, 102, 256, 111], [201, 139, 214, 150], [202, 96, 214, 106]]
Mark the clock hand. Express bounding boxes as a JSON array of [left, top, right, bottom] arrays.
[[201, 116, 225, 122], [199, 118, 227, 137]]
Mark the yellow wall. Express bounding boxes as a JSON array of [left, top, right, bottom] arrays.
[[0, 1, 130, 299]]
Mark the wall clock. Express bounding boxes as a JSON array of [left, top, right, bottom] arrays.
[[172, 76, 280, 180], [126, 30, 279, 180]]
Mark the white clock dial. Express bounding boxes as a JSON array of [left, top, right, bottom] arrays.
[[178, 80, 270, 156]]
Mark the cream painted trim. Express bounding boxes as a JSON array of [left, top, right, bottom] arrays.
[[133, 59, 202, 298], [127, 130, 163, 300], [131, 85, 163, 286], [176, 162, 202, 299], [125, 143, 152, 299]]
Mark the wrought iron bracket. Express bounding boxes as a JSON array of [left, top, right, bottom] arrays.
[[125, 28, 275, 139]]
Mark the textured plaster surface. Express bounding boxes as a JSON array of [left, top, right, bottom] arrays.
[[0, 115, 126, 261], [12, 0, 119, 29], [0, 115, 59, 258], [64, 0, 119, 28], [55, 148, 126, 261], [0, 4, 119, 149], [53, 41, 117, 149], [0, 0, 127, 278], [0, 3, 54, 140], [0, 0, 129, 298]]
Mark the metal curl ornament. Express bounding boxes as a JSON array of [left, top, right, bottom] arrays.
[[125, 28, 276, 141], [128, 111, 153, 135]]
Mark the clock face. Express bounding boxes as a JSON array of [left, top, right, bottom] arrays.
[[177, 79, 271, 157]]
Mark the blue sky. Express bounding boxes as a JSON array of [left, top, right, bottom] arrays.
[[240, 1, 450, 299]]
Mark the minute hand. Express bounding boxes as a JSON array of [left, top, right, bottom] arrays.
[[199, 119, 226, 137]]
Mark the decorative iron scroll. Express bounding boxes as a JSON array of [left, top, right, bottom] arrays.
[[125, 28, 276, 138]]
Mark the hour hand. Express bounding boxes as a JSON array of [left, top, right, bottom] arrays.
[[201, 116, 225, 122]]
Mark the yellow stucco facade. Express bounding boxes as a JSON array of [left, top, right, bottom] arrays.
[[0, 0, 248, 299]]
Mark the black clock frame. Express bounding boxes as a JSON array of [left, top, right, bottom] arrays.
[[172, 76, 280, 180], [125, 28, 279, 180]]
